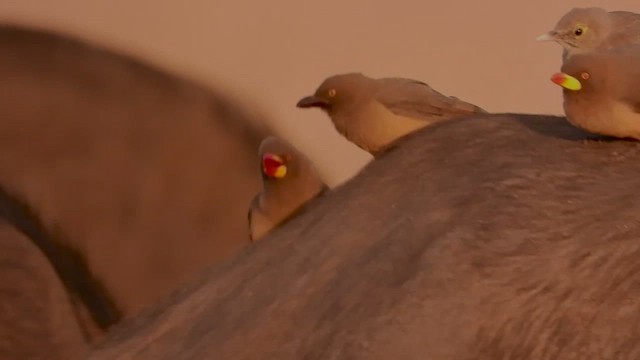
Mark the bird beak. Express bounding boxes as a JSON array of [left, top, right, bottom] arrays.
[[536, 31, 557, 42], [550, 72, 582, 91], [262, 154, 287, 178], [296, 95, 329, 109]]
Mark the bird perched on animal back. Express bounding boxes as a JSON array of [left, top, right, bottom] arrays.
[[549, 44, 640, 140], [248, 136, 328, 242], [296, 73, 487, 157], [537, 7, 640, 61]]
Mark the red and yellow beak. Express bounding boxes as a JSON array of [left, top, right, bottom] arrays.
[[550, 72, 582, 91], [262, 154, 287, 178]]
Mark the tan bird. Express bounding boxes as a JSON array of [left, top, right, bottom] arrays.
[[550, 44, 640, 139], [296, 73, 487, 156], [537, 7, 640, 60], [248, 136, 328, 242]]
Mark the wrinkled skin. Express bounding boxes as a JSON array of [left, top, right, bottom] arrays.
[[0, 24, 270, 357], [89, 114, 640, 359]]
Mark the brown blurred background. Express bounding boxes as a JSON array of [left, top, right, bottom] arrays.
[[1, 1, 640, 358], [2, 0, 638, 186]]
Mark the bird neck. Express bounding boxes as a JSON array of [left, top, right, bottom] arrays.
[[261, 175, 325, 217]]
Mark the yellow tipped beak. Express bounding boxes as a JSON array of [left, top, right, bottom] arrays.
[[272, 164, 287, 178], [262, 154, 288, 178], [551, 72, 582, 91]]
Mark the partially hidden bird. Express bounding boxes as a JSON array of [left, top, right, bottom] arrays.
[[550, 44, 640, 139], [248, 136, 328, 242]]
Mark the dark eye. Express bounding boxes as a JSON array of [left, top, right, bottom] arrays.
[[574, 28, 583, 36]]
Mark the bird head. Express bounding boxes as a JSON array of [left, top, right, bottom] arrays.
[[262, 153, 288, 179], [536, 7, 611, 52], [296, 73, 373, 114]]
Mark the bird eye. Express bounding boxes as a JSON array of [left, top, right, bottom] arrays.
[[328, 89, 336, 97], [574, 27, 583, 36], [580, 72, 590, 80]]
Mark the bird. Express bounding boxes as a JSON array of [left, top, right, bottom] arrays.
[[248, 136, 328, 242], [536, 7, 640, 61], [549, 44, 640, 139], [296, 73, 487, 157]]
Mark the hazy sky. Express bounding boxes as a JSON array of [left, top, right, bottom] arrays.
[[2, 0, 639, 185]]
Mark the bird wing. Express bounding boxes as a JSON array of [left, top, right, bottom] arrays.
[[626, 91, 640, 115], [374, 78, 486, 121], [615, 53, 640, 114], [608, 11, 640, 46], [628, 89, 640, 114], [620, 81, 640, 114], [610, 11, 640, 25]]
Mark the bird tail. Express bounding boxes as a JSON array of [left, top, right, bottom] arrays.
[[449, 96, 488, 114]]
